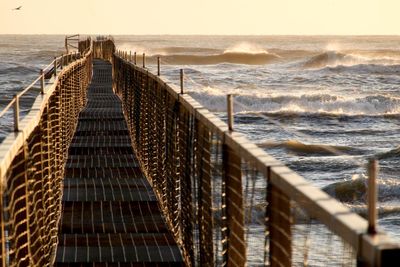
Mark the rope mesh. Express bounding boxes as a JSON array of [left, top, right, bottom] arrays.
[[0, 40, 92, 266], [113, 51, 399, 267]]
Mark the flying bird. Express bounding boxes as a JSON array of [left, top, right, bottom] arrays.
[[12, 6, 22, 11]]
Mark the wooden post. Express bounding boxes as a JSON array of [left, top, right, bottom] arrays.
[[268, 184, 292, 267], [143, 53, 146, 68], [227, 94, 234, 131], [222, 143, 246, 266], [129, 51, 132, 62], [13, 94, 19, 132], [134, 52, 137, 65], [367, 159, 378, 234], [54, 57, 57, 77], [180, 69, 184, 94], [157, 57, 160, 76], [40, 69, 45, 94]]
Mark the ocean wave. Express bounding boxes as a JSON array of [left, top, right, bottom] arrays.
[[324, 64, 400, 75], [348, 203, 400, 218], [257, 140, 362, 156], [25, 49, 64, 59], [155, 46, 221, 54], [303, 50, 400, 69], [375, 146, 400, 160], [150, 52, 279, 65], [323, 176, 400, 203], [0, 65, 37, 75], [189, 89, 400, 116]]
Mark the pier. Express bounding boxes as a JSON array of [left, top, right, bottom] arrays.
[[55, 59, 182, 266], [0, 37, 399, 266]]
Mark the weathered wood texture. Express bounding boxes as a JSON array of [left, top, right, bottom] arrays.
[[55, 60, 183, 266]]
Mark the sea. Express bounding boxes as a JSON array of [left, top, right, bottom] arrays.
[[1, 35, 399, 262]]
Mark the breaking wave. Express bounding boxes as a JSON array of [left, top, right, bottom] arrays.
[[154, 46, 221, 54], [324, 176, 400, 204], [303, 50, 400, 69], [149, 52, 279, 65], [257, 140, 362, 156], [189, 89, 400, 116]]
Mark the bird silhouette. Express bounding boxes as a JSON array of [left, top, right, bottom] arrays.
[[12, 6, 22, 11]]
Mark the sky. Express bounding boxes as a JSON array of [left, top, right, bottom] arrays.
[[0, 0, 399, 35]]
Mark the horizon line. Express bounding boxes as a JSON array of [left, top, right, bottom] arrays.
[[1, 33, 400, 37]]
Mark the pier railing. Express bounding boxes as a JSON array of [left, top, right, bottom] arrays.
[[112, 48, 400, 266], [0, 38, 93, 266]]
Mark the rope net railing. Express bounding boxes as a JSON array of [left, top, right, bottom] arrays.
[[112, 50, 400, 267], [0, 38, 94, 266]]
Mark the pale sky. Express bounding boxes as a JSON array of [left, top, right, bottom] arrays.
[[0, 0, 399, 35]]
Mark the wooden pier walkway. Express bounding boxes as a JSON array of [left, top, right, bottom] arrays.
[[55, 59, 183, 266]]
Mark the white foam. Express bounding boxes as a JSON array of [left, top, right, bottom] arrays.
[[188, 87, 400, 115], [304, 50, 400, 69], [224, 42, 269, 55]]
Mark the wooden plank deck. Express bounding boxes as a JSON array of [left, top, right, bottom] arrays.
[[55, 59, 183, 266]]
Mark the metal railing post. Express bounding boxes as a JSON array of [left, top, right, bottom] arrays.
[[13, 94, 19, 132], [129, 51, 132, 62], [143, 53, 146, 68], [65, 36, 69, 54], [367, 159, 378, 234], [227, 94, 234, 131], [157, 57, 160, 76], [180, 69, 184, 94], [134, 52, 137, 65], [60, 54, 64, 70], [54, 57, 57, 77], [40, 69, 45, 94]]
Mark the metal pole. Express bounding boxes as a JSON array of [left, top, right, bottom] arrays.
[[40, 69, 45, 94], [129, 51, 132, 62], [143, 53, 146, 68], [65, 36, 68, 54], [180, 69, 184, 94], [13, 94, 19, 132], [157, 57, 160, 76], [227, 94, 234, 131], [134, 52, 137, 65], [54, 57, 57, 77], [367, 159, 378, 234]]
